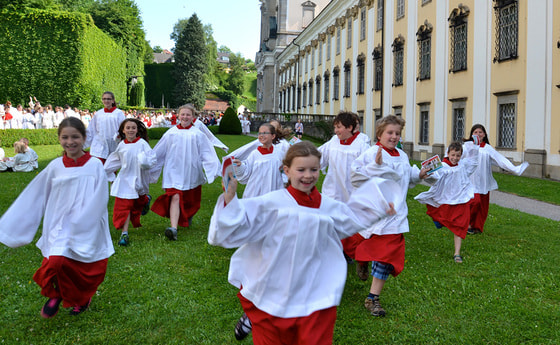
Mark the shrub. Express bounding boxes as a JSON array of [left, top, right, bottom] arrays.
[[315, 120, 334, 141], [0, 129, 58, 147], [208, 125, 219, 135], [147, 127, 170, 140], [218, 107, 241, 135]]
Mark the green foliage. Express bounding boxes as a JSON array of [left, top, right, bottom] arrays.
[[152, 45, 163, 53], [0, 8, 127, 108], [315, 120, 334, 141], [144, 63, 176, 108], [226, 53, 245, 95], [128, 78, 145, 107], [218, 107, 241, 134], [146, 127, 169, 140], [207, 125, 219, 135], [172, 14, 208, 109], [0, 128, 59, 147]]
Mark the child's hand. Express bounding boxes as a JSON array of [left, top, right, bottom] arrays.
[[386, 202, 396, 216], [375, 146, 383, 165], [232, 158, 241, 166], [419, 167, 430, 179], [223, 171, 238, 205]]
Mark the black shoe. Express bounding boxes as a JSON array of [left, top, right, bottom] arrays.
[[41, 298, 62, 318], [141, 195, 152, 216], [234, 313, 252, 340], [69, 299, 91, 316]]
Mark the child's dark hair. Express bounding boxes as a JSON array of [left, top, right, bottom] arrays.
[[333, 111, 357, 132], [118, 118, 149, 141], [102, 91, 117, 108], [375, 115, 405, 141], [465, 124, 490, 144], [283, 141, 321, 187], [447, 141, 463, 154], [259, 123, 279, 144], [270, 120, 291, 140], [58, 117, 86, 138]]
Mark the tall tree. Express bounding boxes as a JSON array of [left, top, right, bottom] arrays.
[[172, 13, 208, 109], [227, 53, 245, 96]]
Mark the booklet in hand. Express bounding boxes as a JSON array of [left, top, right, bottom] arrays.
[[421, 155, 443, 175], [222, 156, 237, 192]]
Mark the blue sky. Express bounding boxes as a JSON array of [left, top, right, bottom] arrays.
[[135, 0, 261, 60]]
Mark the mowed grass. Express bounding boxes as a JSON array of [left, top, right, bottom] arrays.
[[0, 135, 559, 344]]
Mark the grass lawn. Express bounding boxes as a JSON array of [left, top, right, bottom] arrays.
[[0, 135, 559, 344]]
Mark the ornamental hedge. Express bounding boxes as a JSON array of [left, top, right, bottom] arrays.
[[144, 63, 176, 108], [0, 8, 127, 109]]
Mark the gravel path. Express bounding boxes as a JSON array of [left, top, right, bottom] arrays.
[[490, 191, 560, 221]]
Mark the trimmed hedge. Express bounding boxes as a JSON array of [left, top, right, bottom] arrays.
[[218, 107, 241, 135], [0, 8, 127, 109], [0, 129, 59, 147], [144, 63, 176, 108]]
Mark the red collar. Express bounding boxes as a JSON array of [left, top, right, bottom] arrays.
[[192, 118, 197, 123], [479, 142, 486, 148], [257, 146, 274, 155], [375, 142, 400, 156], [124, 137, 141, 144], [287, 185, 321, 208], [103, 106, 117, 113], [340, 131, 359, 145], [443, 157, 458, 167], [177, 123, 193, 129], [62, 151, 91, 167]]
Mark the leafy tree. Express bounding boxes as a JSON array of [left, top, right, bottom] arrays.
[[152, 45, 163, 53], [218, 45, 232, 53], [227, 53, 245, 95], [172, 13, 208, 109], [204, 24, 219, 91]]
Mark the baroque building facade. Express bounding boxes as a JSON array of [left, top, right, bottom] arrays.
[[257, 0, 560, 180]]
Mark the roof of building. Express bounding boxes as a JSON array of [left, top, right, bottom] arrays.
[[153, 52, 174, 64], [203, 99, 229, 112]]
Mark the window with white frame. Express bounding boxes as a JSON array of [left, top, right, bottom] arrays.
[[336, 27, 341, 55], [308, 80, 313, 106], [347, 18, 352, 49], [357, 55, 365, 94], [494, 0, 518, 62], [333, 67, 340, 100], [324, 71, 330, 102], [497, 94, 517, 148], [373, 47, 383, 91], [417, 22, 432, 80], [396, 0, 405, 19], [315, 76, 321, 104], [377, 0, 384, 31], [419, 104, 430, 144], [451, 101, 466, 141], [343, 61, 351, 98], [392, 36, 404, 86], [360, 8, 366, 41], [327, 34, 332, 60], [393, 106, 403, 117]]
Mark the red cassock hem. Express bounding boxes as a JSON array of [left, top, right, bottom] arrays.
[[33, 256, 108, 308], [151, 186, 201, 227], [112, 195, 149, 229], [426, 203, 470, 239], [341, 233, 405, 277]]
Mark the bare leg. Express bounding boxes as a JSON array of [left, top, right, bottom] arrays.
[[122, 213, 131, 233], [454, 235, 462, 256], [369, 277, 385, 295], [169, 194, 180, 229]]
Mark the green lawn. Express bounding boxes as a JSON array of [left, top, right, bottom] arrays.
[[0, 136, 559, 344]]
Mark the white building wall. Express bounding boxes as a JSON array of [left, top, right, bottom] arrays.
[[472, 0, 492, 127], [404, 0, 418, 144], [433, 0, 449, 145]]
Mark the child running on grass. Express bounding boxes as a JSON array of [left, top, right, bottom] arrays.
[[105, 118, 156, 246], [149, 104, 220, 241], [414, 141, 479, 263], [209, 141, 396, 344], [0, 117, 114, 318], [343, 115, 429, 317]]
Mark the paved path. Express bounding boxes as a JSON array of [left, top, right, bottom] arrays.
[[490, 191, 560, 221]]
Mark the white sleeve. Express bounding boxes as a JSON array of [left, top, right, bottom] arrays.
[[488, 145, 529, 176]]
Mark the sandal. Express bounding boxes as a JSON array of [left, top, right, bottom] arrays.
[[453, 255, 463, 263]]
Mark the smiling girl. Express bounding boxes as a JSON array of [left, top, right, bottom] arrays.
[[209, 141, 396, 344], [0, 117, 113, 318], [105, 118, 156, 246], [149, 104, 220, 241]]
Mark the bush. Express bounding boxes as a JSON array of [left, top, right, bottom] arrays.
[[315, 120, 334, 141], [208, 125, 219, 135], [147, 127, 170, 140], [218, 107, 241, 135], [0, 129, 58, 147], [0, 8, 127, 109]]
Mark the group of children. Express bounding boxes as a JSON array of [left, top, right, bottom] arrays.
[[0, 103, 529, 344], [0, 137, 38, 172]]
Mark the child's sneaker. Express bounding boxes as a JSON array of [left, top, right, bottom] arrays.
[[69, 299, 91, 316], [165, 227, 177, 241], [118, 233, 129, 246], [234, 312, 252, 340], [141, 194, 152, 216], [433, 221, 443, 229], [40, 298, 62, 318], [364, 296, 386, 317]]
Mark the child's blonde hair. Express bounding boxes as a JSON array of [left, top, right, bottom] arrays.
[[178, 104, 197, 116], [13, 141, 26, 154], [375, 115, 406, 141]]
